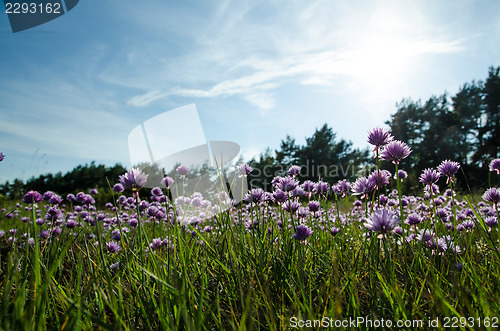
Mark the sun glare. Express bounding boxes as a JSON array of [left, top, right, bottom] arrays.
[[349, 6, 420, 86]]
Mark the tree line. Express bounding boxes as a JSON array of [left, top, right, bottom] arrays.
[[0, 162, 127, 204], [249, 66, 500, 193], [385, 66, 499, 192], [1, 66, 498, 200]]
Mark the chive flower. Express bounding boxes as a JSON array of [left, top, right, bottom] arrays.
[[437, 160, 460, 183], [238, 163, 253, 177], [367, 127, 393, 153], [176, 165, 190, 177], [483, 187, 500, 204], [379, 140, 412, 164], [23, 190, 43, 204], [119, 168, 149, 192], [419, 168, 441, 186], [293, 224, 313, 241], [365, 209, 399, 234], [489, 159, 500, 174]]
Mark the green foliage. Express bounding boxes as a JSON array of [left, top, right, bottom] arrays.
[[1, 189, 499, 330], [386, 66, 500, 193], [0, 162, 127, 203], [249, 124, 370, 190]]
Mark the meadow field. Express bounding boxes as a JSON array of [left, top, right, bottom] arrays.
[[0, 131, 499, 330]]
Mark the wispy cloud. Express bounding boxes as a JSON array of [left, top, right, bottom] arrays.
[[120, 1, 469, 110], [127, 34, 464, 109], [127, 90, 170, 107]]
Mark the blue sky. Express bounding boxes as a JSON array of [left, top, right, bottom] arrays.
[[1, 0, 499, 183]]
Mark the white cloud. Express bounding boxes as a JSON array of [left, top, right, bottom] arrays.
[[243, 93, 275, 113], [126, 33, 464, 109], [110, 0, 471, 114], [127, 90, 170, 107]]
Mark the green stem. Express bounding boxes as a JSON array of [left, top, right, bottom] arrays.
[[395, 163, 404, 220]]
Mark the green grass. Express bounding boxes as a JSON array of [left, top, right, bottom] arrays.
[[0, 186, 499, 330]]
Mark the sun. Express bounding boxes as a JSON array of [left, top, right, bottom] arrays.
[[345, 5, 422, 88]]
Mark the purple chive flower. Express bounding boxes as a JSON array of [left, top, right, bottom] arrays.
[[89, 188, 98, 195], [485, 216, 498, 228], [392, 226, 403, 237], [308, 200, 320, 213], [365, 209, 399, 234], [149, 238, 164, 250], [283, 200, 301, 214], [0, 152, 4, 162], [272, 189, 288, 203], [161, 176, 175, 189], [244, 188, 266, 204], [23, 190, 43, 204], [48, 194, 63, 205], [45, 206, 61, 221], [396, 169, 408, 181], [288, 165, 302, 176], [351, 176, 375, 198], [489, 159, 500, 175], [113, 183, 124, 192], [75, 192, 86, 204], [482, 187, 500, 204], [271, 176, 283, 188], [405, 213, 423, 226], [147, 205, 159, 217], [52, 227, 62, 236], [42, 191, 56, 201], [332, 179, 351, 198], [368, 170, 391, 189], [106, 241, 121, 253], [417, 229, 435, 246], [298, 207, 309, 218], [419, 168, 441, 186], [302, 180, 316, 193], [367, 127, 393, 152], [330, 227, 340, 237], [238, 163, 253, 177], [76, 193, 95, 205], [437, 236, 461, 254], [379, 140, 412, 164], [111, 229, 121, 241], [461, 219, 475, 230], [293, 224, 313, 241], [313, 181, 330, 195], [176, 165, 190, 176], [424, 184, 441, 197], [437, 160, 460, 183], [119, 168, 149, 192], [151, 187, 163, 196], [110, 262, 120, 271], [65, 220, 77, 229], [40, 230, 49, 240], [277, 176, 299, 192], [290, 186, 305, 198]]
